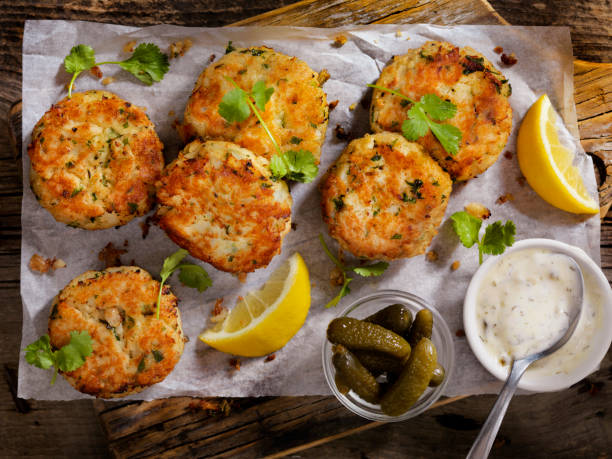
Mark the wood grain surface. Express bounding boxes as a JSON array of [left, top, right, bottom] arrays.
[[1, 0, 610, 458]]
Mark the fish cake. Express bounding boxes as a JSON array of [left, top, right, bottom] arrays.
[[321, 132, 452, 260], [48, 266, 185, 398], [182, 46, 328, 163], [370, 41, 512, 181], [155, 139, 292, 274], [28, 90, 164, 229]]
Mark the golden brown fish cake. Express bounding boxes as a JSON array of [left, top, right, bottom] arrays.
[[182, 46, 328, 163], [321, 132, 452, 260], [370, 41, 512, 181], [48, 266, 184, 398], [28, 90, 164, 229], [155, 140, 292, 274]]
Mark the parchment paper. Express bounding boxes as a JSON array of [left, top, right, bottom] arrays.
[[19, 20, 600, 400]]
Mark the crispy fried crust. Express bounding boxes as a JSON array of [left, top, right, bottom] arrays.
[[48, 266, 184, 398], [370, 41, 512, 181], [182, 46, 328, 163], [321, 133, 452, 260], [28, 90, 164, 229], [155, 140, 292, 274]]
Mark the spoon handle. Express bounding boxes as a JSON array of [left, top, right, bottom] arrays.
[[466, 359, 531, 459]]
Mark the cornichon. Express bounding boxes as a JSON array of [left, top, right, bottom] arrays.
[[407, 309, 433, 348], [332, 344, 380, 403], [365, 304, 413, 336], [327, 317, 411, 359], [353, 350, 407, 376], [335, 374, 351, 395], [380, 338, 437, 416], [429, 363, 445, 387]]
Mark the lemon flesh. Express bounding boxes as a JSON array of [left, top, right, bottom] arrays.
[[199, 253, 311, 357], [517, 94, 598, 214]]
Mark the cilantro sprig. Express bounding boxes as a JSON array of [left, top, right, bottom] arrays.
[[319, 234, 389, 308], [24, 331, 93, 385], [367, 84, 462, 155], [64, 43, 169, 97], [218, 77, 319, 183], [156, 249, 212, 319], [450, 211, 516, 264]]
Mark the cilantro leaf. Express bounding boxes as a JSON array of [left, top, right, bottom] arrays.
[[451, 211, 482, 248], [250, 80, 274, 112], [178, 264, 213, 292], [325, 277, 352, 309], [218, 87, 251, 123], [353, 262, 389, 277], [270, 150, 318, 183], [64, 44, 95, 74], [66, 330, 93, 359], [421, 94, 457, 121], [402, 106, 429, 141], [160, 249, 189, 279], [481, 221, 516, 256], [118, 43, 170, 85], [428, 122, 462, 156], [24, 335, 54, 370]]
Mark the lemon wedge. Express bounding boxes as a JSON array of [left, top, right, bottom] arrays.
[[517, 94, 598, 214], [199, 253, 311, 357]]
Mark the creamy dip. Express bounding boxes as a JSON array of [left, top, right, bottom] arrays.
[[475, 248, 602, 376]]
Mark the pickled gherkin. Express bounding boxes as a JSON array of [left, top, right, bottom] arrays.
[[327, 317, 411, 359], [332, 345, 380, 403], [335, 374, 351, 395], [353, 350, 407, 376], [407, 309, 433, 348], [380, 338, 437, 416], [429, 363, 446, 387], [365, 304, 413, 336]]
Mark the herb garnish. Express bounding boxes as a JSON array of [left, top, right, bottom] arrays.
[[64, 43, 169, 97], [319, 234, 389, 308], [156, 249, 212, 319], [450, 211, 516, 264], [218, 77, 318, 183], [367, 84, 462, 155], [24, 331, 93, 385]]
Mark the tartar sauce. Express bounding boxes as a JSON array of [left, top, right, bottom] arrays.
[[475, 248, 602, 376]]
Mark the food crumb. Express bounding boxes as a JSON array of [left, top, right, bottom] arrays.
[[330, 266, 344, 286], [328, 100, 339, 111], [29, 254, 66, 273], [123, 239, 129, 247], [101, 77, 115, 86], [188, 398, 231, 415], [168, 110, 175, 117], [516, 176, 527, 187], [318, 69, 331, 86], [451, 260, 460, 271], [455, 329, 466, 337], [501, 52, 518, 66], [496, 193, 515, 205], [291, 222, 298, 231], [123, 40, 137, 53], [210, 298, 228, 323], [209, 54, 216, 62], [89, 66, 103, 79], [349, 103, 356, 111], [139, 216, 153, 239], [333, 35, 347, 47], [237, 273, 247, 283], [395, 30, 402, 38], [98, 242, 127, 268], [426, 250, 439, 262], [265, 354, 276, 362], [465, 202, 491, 220], [169, 38, 193, 59], [229, 358, 241, 371], [504, 151, 513, 160], [493, 46, 504, 54], [334, 124, 350, 140]]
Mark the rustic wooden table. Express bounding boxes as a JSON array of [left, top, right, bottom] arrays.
[[1, 1, 610, 457]]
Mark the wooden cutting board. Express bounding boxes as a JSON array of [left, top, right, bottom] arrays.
[[8, 0, 611, 457]]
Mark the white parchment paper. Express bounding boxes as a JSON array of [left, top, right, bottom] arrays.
[[19, 20, 600, 400]]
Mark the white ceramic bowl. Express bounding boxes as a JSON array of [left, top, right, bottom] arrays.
[[464, 238, 612, 392]]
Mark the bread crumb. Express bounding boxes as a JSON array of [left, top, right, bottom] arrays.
[[426, 250, 438, 262], [123, 40, 137, 53], [209, 54, 216, 62], [102, 77, 115, 86], [395, 30, 402, 38], [349, 103, 356, 111], [405, 36, 411, 40], [29, 254, 66, 273], [168, 110, 175, 117], [451, 260, 460, 271], [465, 202, 491, 220], [501, 52, 518, 66], [493, 46, 504, 54], [291, 222, 298, 231], [516, 176, 527, 187], [139, 216, 152, 239], [98, 242, 127, 268], [504, 151, 513, 160], [333, 35, 347, 47], [210, 298, 228, 323], [496, 193, 515, 205], [334, 124, 350, 140], [229, 358, 241, 371], [89, 66, 103, 79], [330, 266, 344, 286], [455, 329, 466, 337], [318, 69, 330, 86], [328, 100, 339, 111], [237, 273, 247, 283], [169, 38, 193, 59], [188, 399, 231, 415], [265, 354, 276, 362]]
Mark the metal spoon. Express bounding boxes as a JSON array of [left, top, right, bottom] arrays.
[[466, 255, 585, 459]]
